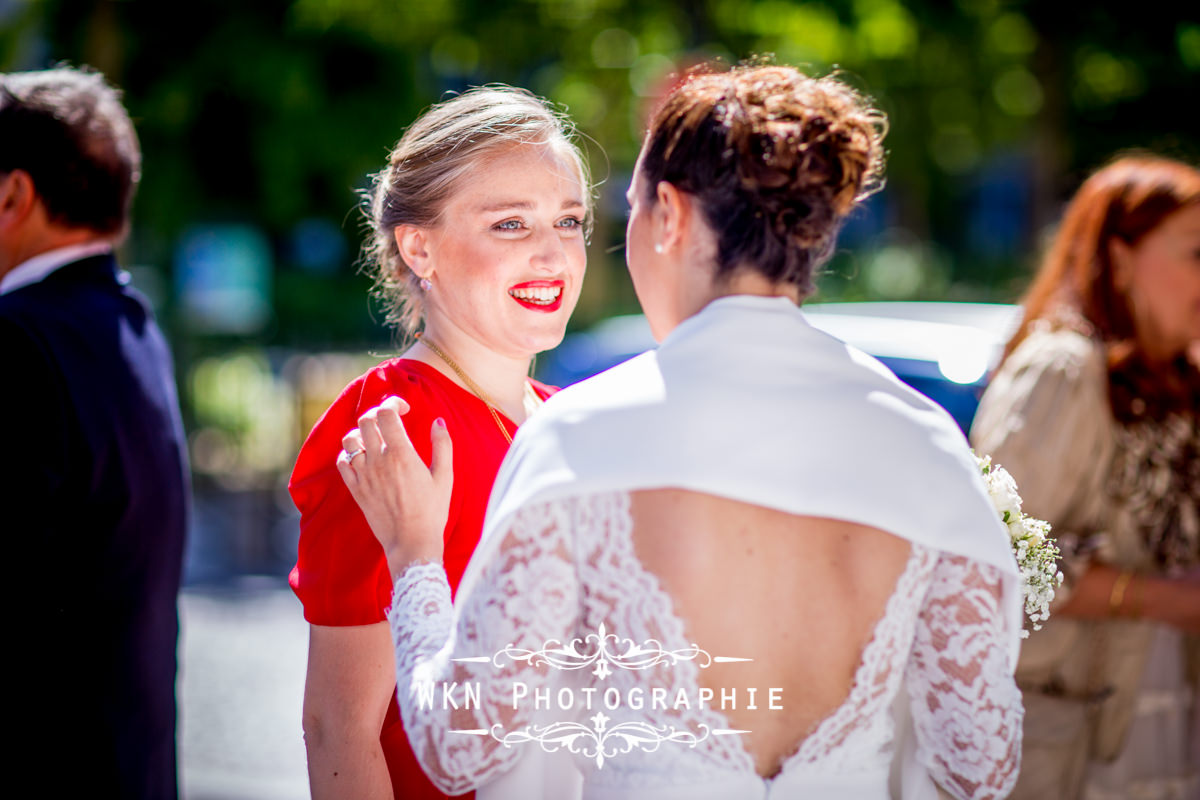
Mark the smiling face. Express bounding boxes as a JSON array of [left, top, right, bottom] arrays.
[[1115, 203, 1200, 361], [410, 142, 588, 358]]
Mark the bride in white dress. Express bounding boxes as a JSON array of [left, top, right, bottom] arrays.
[[339, 65, 1025, 800]]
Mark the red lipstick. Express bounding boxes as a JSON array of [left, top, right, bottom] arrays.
[[508, 280, 565, 313]]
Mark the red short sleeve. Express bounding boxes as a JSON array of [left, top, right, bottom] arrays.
[[288, 361, 558, 627], [288, 362, 436, 625]]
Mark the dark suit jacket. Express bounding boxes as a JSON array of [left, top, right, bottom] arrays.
[[1, 253, 189, 799]]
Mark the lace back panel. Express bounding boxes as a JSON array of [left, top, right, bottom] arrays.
[[388, 491, 1022, 799]]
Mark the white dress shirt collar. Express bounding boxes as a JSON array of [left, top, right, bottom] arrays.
[[0, 241, 114, 296]]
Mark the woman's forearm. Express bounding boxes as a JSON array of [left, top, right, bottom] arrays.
[[304, 724, 393, 800], [1057, 563, 1131, 619], [303, 623, 398, 800], [1058, 563, 1200, 633]]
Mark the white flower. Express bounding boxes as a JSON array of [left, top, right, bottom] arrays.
[[975, 453, 1064, 636], [1021, 517, 1049, 544], [984, 464, 1023, 523]]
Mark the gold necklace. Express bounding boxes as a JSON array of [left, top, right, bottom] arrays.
[[415, 332, 514, 445]]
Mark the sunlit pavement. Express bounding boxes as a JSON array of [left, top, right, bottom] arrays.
[[179, 578, 310, 800]]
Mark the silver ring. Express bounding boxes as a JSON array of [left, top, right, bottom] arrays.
[[345, 448, 365, 463]]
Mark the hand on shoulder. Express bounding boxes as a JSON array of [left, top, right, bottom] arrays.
[[337, 396, 454, 575]]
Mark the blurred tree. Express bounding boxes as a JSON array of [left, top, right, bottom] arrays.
[[4, 0, 1197, 339]]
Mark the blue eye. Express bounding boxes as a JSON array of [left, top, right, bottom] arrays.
[[494, 220, 523, 231], [558, 217, 584, 230]]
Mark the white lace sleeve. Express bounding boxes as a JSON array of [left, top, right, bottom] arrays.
[[906, 553, 1023, 800], [386, 499, 581, 794]]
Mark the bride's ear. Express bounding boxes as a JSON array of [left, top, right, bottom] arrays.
[[653, 180, 693, 255]]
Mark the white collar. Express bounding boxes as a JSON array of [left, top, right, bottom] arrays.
[[0, 241, 114, 296]]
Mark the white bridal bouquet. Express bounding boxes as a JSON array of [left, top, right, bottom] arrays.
[[976, 454, 1064, 637]]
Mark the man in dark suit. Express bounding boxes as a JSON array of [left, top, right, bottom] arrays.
[[0, 66, 189, 798]]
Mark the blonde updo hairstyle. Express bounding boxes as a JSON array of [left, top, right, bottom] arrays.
[[365, 86, 592, 333], [641, 65, 886, 299]]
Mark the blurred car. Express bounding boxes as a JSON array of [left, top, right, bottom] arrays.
[[535, 301, 1023, 433]]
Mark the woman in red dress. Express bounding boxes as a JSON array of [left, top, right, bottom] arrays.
[[288, 86, 591, 799]]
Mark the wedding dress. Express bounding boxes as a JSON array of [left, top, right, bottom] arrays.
[[385, 296, 1024, 799]]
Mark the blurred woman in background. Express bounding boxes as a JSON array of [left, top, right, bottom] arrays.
[[288, 86, 591, 799], [972, 155, 1200, 800]]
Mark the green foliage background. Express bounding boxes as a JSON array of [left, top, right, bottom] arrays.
[[4, 0, 1197, 343]]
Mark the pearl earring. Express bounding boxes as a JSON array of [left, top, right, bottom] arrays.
[[654, 243, 664, 254], [419, 277, 432, 292]]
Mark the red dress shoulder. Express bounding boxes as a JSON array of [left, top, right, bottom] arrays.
[[288, 358, 556, 797]]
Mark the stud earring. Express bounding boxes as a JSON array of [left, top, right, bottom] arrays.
[[419, 277, 432, 292], [654, 243, 664, 254]]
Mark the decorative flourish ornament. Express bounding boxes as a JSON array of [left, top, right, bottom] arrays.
[[454, 621, 749, 678], [443, 622, 753, 767], [474, 718, 748, 769]]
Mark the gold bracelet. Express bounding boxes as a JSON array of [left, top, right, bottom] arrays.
[[1109, 570, 1134, 617]]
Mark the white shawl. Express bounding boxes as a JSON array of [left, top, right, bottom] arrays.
[[476, 295, 1017, 604], [468, 293, 1021, 799]]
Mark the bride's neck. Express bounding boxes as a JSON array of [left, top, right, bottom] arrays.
[[711, 268, 802, 304], [679, 265, 801, 321]]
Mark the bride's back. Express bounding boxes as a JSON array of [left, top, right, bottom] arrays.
[[628, 488, 912, 778]]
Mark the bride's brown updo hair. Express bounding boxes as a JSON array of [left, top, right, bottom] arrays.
[[641, 65, 886, 299]]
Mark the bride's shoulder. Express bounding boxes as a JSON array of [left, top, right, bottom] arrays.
[[536, 351, 664, 420]]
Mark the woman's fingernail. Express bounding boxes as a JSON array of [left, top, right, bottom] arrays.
[[435, 417, 446, 428]]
